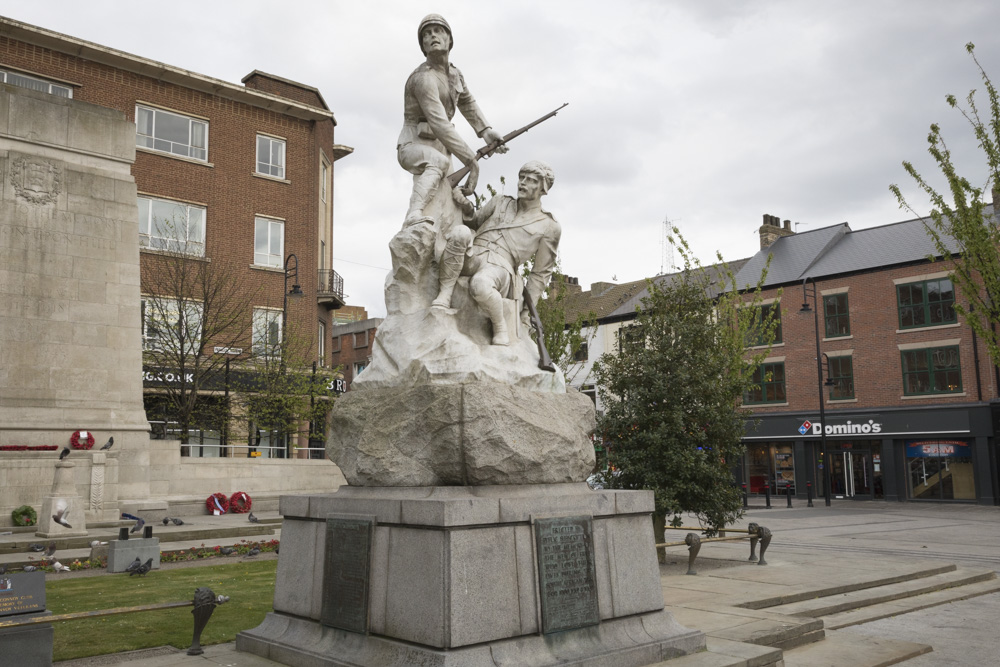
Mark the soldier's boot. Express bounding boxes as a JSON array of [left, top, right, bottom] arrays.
[[480, 290, 509, 346], [403, 167, 443, 227], [431, 228, 472, 309]]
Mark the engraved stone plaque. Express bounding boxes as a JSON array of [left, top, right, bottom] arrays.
[[321, 515, 375, 634], [534, 515, 600, 634], [0, 571, 45, 617]]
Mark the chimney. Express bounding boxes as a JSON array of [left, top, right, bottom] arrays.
[[758, 213, 796, 249], [590, 281, 616, 296]]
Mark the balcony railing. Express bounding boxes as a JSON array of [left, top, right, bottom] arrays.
[[317, 269, 345, 308]]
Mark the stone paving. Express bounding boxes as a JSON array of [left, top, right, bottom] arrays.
[[4, 500, 997, 665]]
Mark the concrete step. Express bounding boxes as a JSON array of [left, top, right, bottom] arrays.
[[821, 576, 1000, 630], [656, 638, 783, 666], [739, 563, 956, 610], [782, 629, 931, 667], [765, 567, 996, 618]]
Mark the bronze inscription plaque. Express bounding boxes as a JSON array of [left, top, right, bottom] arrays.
[[321, 515, 374, 634], [534, 515, 599, 634]]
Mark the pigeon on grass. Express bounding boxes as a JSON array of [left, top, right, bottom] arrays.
[[130, 558, 154, 577], [100, 437, 114, 450], [124, 557, 141, 574]]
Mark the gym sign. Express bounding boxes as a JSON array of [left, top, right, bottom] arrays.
[[798, 419, 883, 436]]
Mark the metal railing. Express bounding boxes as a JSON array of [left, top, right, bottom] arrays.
[[317, 269, 344, 300], [0, 587, 229, 656]]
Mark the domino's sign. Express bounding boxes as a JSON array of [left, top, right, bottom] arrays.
[[797, 419, 883, 436]]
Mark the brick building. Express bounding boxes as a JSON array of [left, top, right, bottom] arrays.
[[0, 16, 351, 457], [733, 213, 999, 505], [330, 314, 383, 391]]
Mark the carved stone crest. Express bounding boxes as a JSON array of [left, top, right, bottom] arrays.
[[10, 157, 61, 205]]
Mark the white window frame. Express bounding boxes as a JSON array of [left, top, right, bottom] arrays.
[[320, 161, 329, 202], [318, 320, 326, 363], [253, 308, 283, 358], [141, 297, 204, 354], [256, 134, 286, 178], [0, 68, 72, 97], [136, 104, 208, 161], [138, 195, 206, 256], [254, 216, 284, 268]]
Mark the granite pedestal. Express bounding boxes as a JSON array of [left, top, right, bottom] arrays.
[[237, 483, 704, 666], [0, 571, 52, 667], [107, 537, 160, 573]]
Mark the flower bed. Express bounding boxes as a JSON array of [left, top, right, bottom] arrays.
[[0, 445, 59, 451]]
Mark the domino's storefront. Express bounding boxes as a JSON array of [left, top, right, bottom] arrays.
[[740, 404, 998, 505]]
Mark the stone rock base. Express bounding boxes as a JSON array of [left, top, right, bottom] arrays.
[[236, 484, 704, 666], [328, 384, 596, 486]]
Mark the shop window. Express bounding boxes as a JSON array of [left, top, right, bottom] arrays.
[[253, 216, 284, 268], [746, 303, 782, 346], [897, 278, 956, 329], [0, 68, 71, 97], [746, 443, 794, 495], [828, 356, 854, 400], [823, 293, 850, 337], [136, 104, 207, 161], [137, 196, 205, 256], [256, 134, 286, 178], [744, 362, 786, 404], [906, 440, 975, 500], [901, 346, 962, 395]]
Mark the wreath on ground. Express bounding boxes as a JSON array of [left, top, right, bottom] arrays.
[[12, 505, 37, 526], [70, 430, 96, 450], [206, 493, 229, 514], [229, 491, 252, 514]]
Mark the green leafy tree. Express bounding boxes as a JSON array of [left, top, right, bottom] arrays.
[[891, 42, 1000, 366], [592, 231, 778, 544], [532, 268, 597, 384]]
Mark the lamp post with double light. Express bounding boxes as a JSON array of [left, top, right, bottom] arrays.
[[800, 277, 836, 507]]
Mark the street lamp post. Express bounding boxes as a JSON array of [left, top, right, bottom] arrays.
[[800, 277, 835, 507], [282, 253, 303, 457]]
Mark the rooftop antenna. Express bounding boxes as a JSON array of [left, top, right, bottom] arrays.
[[794, 221, 810, 232], [661, 215, 680, 274]]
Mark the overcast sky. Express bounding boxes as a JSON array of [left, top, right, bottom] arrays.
[[6, 1, 999, 316]]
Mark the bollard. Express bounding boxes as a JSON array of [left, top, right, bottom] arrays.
[[786, 485, 792, 508], [118, 527, 129, 541], [747, 522, 759, 562], [742, 484, 748, 508], [764, 484, 771, 509], [684, 533, 701, 575], [144, 525, 153, 539], [188, 587, 230, 655], [807, 482, 814, 508]]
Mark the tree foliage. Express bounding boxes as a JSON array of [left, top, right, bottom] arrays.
[[592, 232, 778, 535], [891, 42, 1000, 366], [534, 268, 597, 384], [140, 241, 258, 444]]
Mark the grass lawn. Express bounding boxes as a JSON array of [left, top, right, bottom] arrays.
[[47, 560, 277, 661]]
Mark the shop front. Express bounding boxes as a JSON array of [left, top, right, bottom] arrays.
[[741, 404, 997, 505]]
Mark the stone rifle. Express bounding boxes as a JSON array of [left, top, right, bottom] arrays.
[[447, 103, 568, 190], [523, 286, 556, 373]]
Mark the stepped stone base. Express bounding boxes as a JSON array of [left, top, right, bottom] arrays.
[[237, 484, 704, 666]]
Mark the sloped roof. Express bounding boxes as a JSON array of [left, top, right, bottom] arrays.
[[733, 207, 991, 290]]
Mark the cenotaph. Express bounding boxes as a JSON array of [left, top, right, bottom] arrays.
[[238, 15, 704, 666]]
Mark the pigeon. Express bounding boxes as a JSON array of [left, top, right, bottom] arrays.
[[28, 543, 45, 552], [59, 447, 70, 460], [52, 500, 73, 529], [275, 545, 279, 555], [130, 517, 145, 534], [130, 558, 153, 576], [219, 546, 236, 556], [0, 565, 6, 575], [162, 517, 170, 525], [120, 512, 141, 521], [89, 540, 108, 548], [124, 557, 141, 573], [51, 561, 70, 573], [100, 437, 114, 450], [248, 512, 259, 524], [170, 517, 184, 526], [23, 565, 37, 572], [45, 542, 56, 559], [246, 546, 260, 557]]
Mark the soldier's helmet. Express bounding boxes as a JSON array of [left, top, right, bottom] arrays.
[[520, 160, 555, 194], [418, 14, 453, 55]]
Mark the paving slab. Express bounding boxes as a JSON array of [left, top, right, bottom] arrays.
[[782, 630, 931, 667]]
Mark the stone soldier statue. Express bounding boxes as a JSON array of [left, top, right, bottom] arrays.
[[397, 14, 507, 227], [431, 160, 560, 346]]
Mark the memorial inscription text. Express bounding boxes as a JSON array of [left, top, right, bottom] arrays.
[[534, 515, 599, 634]]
